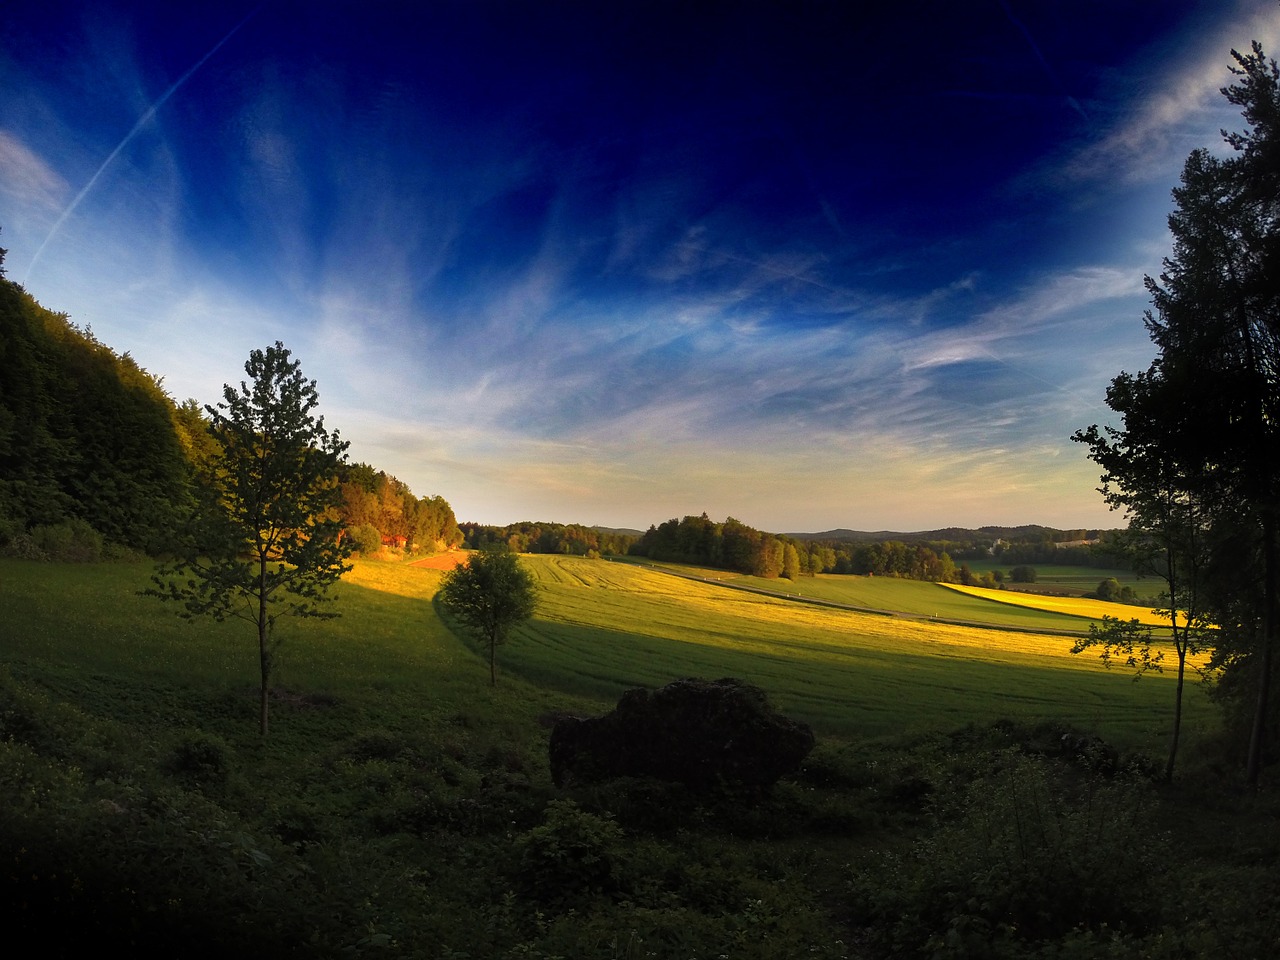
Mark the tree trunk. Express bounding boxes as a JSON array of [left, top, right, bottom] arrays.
[[259, 633, 271, 737], [1246, 509, 1278, 787], [1166, 643, 1186, 781], [259, 556, 271, 737]]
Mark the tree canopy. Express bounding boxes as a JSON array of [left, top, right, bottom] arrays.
[[340, 462, 462, 554], [0, 267, 463, 567], [438, 549, 538, 686]]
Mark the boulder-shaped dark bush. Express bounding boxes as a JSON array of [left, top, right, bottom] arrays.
[[549, 677, 815, 790]]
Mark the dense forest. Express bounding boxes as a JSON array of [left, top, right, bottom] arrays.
[[0, 255, 460, 561], [340, 463, 462, 555]]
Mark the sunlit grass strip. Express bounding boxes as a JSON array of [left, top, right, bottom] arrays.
[[531, 559, 1104, 663], [630, 561, 1113, 633], [939, 582, 1174, 627]]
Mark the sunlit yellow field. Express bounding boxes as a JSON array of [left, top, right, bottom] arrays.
[[537, 559, 1090, 663], [940, 582, 1175, 627]]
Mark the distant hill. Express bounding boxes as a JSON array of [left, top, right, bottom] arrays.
[[787, 525, 1116, 543], [591, 524, 644, 537]]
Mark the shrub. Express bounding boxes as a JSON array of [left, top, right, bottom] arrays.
[[572, 776, 695, 833], [1009, 565, 1037, 583], [0, 513, 46, 559], [29, 518, 105, 562], [515, 799, 624, 902], [343, 728, 408, 763], [164, 730, 235, 793]]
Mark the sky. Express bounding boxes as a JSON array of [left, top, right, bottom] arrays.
[[3, 1, 1279, 534]]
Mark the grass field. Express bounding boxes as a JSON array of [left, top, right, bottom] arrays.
[[1, 555, 1209, 753], [0, 557, 590, 766], [2, 554, 1265, 958], [624, 558, 1123, 631], [960, 560, 1159, 597], [503, 556, 1210, 750], [940, 582, 1176, 627]]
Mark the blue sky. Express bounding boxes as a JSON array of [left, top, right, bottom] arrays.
[[3, 1, 1278, 532]]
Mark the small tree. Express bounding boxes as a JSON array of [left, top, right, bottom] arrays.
[[149, 342, 353, 735], [438, 548, 537, 685]]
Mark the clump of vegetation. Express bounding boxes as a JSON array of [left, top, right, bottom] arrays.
[[438, 547, 538, 685], [163, 729, 236, 793], [345, 522, 384, 556], [850, 753, 1165, 956], [1009, 564, 1037, 583], [515, 799, 625, 903], [1088, 577, 1138, 603]]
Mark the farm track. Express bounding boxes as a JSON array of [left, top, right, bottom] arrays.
[[614, 559, 1095, 638]]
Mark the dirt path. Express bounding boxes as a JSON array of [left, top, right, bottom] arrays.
[[408, 551, 468, 570]]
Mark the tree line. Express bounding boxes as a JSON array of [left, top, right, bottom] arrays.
[[628, 513, 1128, 583], [459, 512, 1113, 587], [340, 462, 462, 556], [461, 520, 639, 559], [0, 265, 190, 558], [630, 514, 955, 582], [631, 514, 804, 578]]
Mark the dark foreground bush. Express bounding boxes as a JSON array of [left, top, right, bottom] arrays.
[[164, 729, 236, 793], [850, 753, 1167, 958], [515, 799, 625, 903], [1, 741, 329, 957]]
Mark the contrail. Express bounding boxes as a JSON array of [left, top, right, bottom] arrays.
[[997, 0, 1087, 121], [23, 7, 259, 284]]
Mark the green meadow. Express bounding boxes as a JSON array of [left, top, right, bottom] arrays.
[[4, 555, 1270, 959], [1, 558, 589, 755], [2, 554, 1208, 759], [961, 560, 1159, 597], [624, 558, 1115, 628]]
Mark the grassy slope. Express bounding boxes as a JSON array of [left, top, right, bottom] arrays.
[[0, 558, 590, 770], [959, 560, 1159, 597], [941, 581, 1175, 627]]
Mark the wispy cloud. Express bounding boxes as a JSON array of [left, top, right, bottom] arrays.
[[1066, 1, 1280, 184], [7, 2, 1231, 532], [0, 130, 67, 211]]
